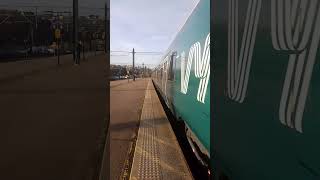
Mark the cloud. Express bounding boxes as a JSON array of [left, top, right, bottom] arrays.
[[150, 35, 168, 41]]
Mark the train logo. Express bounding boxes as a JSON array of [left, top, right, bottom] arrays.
[[272, 0, 320, 133], [180, 33, 210, 104], [227, 0, 262, 103], [226, 0, 320, 133]]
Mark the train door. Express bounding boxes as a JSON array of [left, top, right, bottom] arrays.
[[161, 65, 164, 92], [166, 51, 177, 110], [163, 60, 168, 97]]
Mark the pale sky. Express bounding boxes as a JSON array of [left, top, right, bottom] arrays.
[[110, 0, 199, 67]]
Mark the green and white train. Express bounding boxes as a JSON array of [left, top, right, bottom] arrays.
[[151, 0, 210, 169], [153, 0, 320, 179]]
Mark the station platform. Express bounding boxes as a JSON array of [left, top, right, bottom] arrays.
[[0, 54, 107, 180], [130, 80, 193, 180]]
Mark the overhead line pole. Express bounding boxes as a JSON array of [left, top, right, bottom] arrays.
[[73, 0, 79, 64], [133, 48, 135, 81], [142, 63, 144, 78]]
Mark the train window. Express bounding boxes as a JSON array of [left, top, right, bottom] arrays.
[[168, 51, 176, 81]]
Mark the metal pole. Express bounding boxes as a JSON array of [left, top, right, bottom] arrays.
[[133, 48, 135, 81], [57, 12, 60, 65], [57, 37, 60, 65], [30, 23, 34, 54], [35, 6, 37, 46], [98, 2, 110, 180], [105, 3, 107, 53], [83, 42, 85, 61], [35, 6, 38, 30], [142, 63, 146, 78], [73, 0, 79, 64]]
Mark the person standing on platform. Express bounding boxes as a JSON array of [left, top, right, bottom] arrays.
[[76, 41, 82, 65]]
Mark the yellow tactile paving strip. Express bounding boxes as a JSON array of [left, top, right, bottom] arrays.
[[130, 80, 193, 180]]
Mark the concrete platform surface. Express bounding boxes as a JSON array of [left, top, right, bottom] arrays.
[[0, 54, 107, 180], [130, 80, 193, 180], [110, 78, 149, 180]]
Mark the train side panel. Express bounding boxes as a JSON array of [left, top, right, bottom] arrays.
[[212, 0, 320, 179]]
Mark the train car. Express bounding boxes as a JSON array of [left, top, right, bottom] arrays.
[[151, 0, 210, 169], [212, 0, 320, 179]]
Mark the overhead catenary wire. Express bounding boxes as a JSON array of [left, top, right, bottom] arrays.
[[110, 50, 163, 55], [111, 50, 163, 70]]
